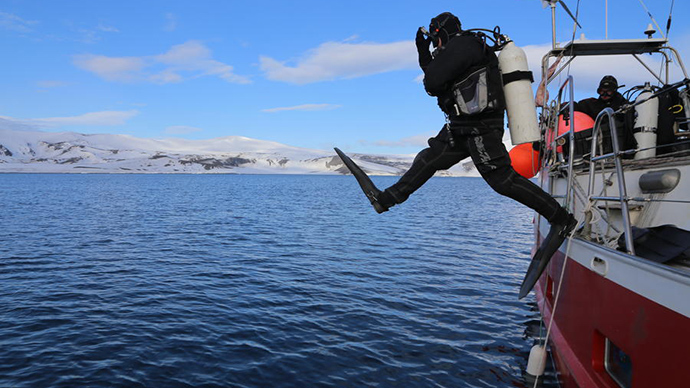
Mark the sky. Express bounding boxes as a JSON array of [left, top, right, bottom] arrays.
[[1, 0, 689, 155]]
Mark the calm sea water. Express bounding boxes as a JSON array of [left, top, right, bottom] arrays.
[[0, 174, 557, 388]]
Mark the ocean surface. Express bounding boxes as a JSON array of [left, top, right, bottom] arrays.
[[0, 174, 557, 388]]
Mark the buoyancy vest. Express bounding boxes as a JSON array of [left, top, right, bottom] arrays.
[[430, 31, 506, 118], [449, 48, 505, 116]]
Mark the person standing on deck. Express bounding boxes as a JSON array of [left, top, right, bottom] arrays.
[[575, 75, 628, 119], [575, 75, 635, 153]]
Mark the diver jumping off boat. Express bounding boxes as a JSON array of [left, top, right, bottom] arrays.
[[335, 12, 576, 298]]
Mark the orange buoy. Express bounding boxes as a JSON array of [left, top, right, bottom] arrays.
[[557, 111, 595, 136], [547, 111, 595, 152], [509, 143, 540, 179]]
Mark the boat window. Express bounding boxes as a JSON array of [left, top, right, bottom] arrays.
[[605, 338, 633, 388]]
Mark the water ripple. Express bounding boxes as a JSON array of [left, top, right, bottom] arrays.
[[0, 174, 556, 387]]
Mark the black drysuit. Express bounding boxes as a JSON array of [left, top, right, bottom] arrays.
[[575, 92, 627, 120], [379, 32, 568, 224], [575, 92, 636, 153]]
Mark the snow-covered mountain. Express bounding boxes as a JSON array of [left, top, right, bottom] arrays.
[[0, 128, 479, 176]]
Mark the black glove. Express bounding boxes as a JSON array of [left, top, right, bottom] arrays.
[[415, 27, 431, 54], [416, 27, 433, 69]]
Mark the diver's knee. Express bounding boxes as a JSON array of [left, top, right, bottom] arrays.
[[412, 149, 430, 165], [484, 168, 516, 195]]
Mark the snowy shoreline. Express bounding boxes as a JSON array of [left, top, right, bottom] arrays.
[[0, 129, 479, 177]]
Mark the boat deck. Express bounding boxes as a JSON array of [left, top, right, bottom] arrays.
[[564, 151, 690, 174], [546, 152, 690, 274]]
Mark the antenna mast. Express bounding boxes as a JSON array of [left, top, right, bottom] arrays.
[[545, 0, 581, 48], [605, 0, 608, 39], [551, 2, 557, 49]]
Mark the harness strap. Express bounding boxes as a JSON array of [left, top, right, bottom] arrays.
[[502, 70, 534, 85]]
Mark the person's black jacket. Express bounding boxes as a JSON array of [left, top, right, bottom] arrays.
[[420, 33, 504, 128], [574, 92, 627, 119], [575, 92, 636, 154]]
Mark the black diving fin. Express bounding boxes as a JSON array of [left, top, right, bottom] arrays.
[[334, 147, 388, 213]]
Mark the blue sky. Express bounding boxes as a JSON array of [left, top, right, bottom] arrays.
[[2, 0, 689, 154]]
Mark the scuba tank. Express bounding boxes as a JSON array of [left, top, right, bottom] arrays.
[[680, 88, 690, 130], [443, 28, 538, 145], [498, 41, 540, 145], [634, 83, 659, 159]]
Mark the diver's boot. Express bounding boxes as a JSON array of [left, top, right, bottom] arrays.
[[552, 212, 578, 239], [518, 211, 577, 299], [532, 212, 578, 263], [366, 188, 388, 214], [369, 190, 395, 214], [334, 147, 395, 214]]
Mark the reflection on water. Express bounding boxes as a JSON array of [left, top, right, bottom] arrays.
[[0, 174, 557, 387]]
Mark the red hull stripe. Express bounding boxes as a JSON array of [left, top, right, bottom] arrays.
[[536, 244, 690, 388]]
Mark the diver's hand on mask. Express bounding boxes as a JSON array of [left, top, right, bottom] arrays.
[[415, 27, 431, 53]]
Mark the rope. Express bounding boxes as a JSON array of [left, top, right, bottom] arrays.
[[666, 0, 675, 38], [583, 200, 602, 224], [563, 0, 581, 82], [637, 0, 666, 39], [532, 224, 578, 388]]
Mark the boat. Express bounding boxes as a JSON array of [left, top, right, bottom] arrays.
[[527, 2, 690, 387]]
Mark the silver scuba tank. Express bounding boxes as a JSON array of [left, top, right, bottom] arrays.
[[634, 83, 659, 160], [498, 41, 540, 145]]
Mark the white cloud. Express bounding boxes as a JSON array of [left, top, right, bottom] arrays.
[[0, 11, 38, 33], [262, 104, 341, 113], [97, 23, 119, 33], [164, 125, 202, 134], [73, 54, 146, 82], [149, 68, 183, 84], [362, 132, 434, 149], [260, 40, 417, 84], [71, 22, 119, 44], [73, 40, 251, 84], [0, 110, 139, 129], [0, 117, 38, 131], [164, 13, 177, 32], [33, 110, 139, 126], [156, 40, 211, 65], [154, 41, 250, 84]]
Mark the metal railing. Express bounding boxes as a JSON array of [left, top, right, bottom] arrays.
[[552, 76, 577, 210], [587, 108, 636, 255], [547, 77, 636, 255]]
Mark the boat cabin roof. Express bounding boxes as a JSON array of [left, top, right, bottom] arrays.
[[551, 38, 668, 57], [541, 37, 688, 90]]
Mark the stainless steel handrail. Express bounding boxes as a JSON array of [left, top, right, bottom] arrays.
[[553, 76, 577, 211], [587, 108, 636, 254]]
